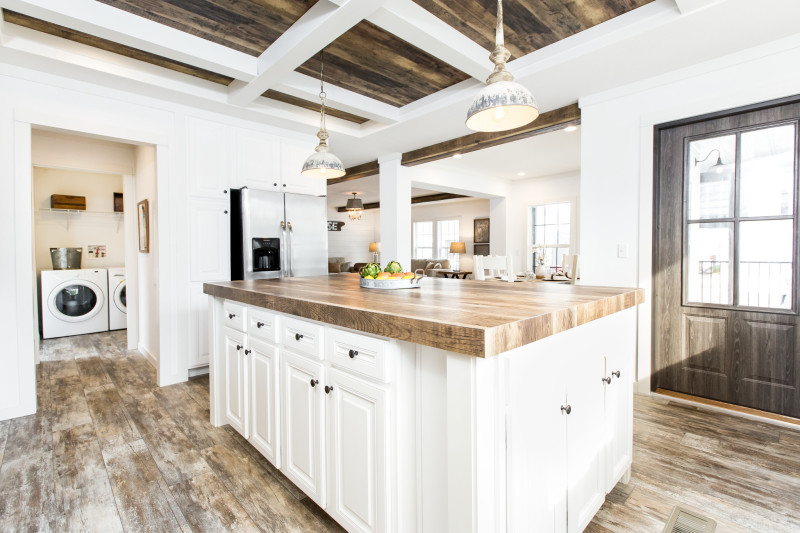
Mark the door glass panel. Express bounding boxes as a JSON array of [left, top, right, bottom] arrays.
[[687, 135, 736, 220], [738, 219, 794, 309], [55, 284, 97, 317], [740, 124, 796, 217], [686, 222, 733, 305]]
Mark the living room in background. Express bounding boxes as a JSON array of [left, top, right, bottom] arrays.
[[412, 221, 434, 259], [413, 219, 461, 269], [530, 202, 571, 269], [438, 219, 461, 269]]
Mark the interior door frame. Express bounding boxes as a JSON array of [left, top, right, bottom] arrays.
[[652, 93, 800, 394]]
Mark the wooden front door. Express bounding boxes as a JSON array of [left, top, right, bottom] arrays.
[[653, 98, 800, 418]]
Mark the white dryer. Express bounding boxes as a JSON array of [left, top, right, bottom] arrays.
[[108, 267, 127, 330], [41, 269, 109, 339]]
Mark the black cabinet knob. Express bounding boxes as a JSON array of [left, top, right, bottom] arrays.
[[612, 370, 621, 379], [325, 385, 334, 394], [273, 183, 277, 187], [228, 313, 235, 319], [236, 344, 242, 351], [282, 184, 287, 187], [560, 405, 572, 415], [602, 376, 611, 384], [295, 333, 304, 341], [224, 210, 228, 214], [256, 322, 265, 328], [348, 349, 358, 359], [244, 349, 251, 355], [310, 379, 318, 388], [224, 189, 228, 194]]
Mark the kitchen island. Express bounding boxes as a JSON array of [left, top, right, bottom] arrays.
[[204, 274, 644, 533]]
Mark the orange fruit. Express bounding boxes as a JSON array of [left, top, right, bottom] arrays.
[[401, 273, 415, 279], [376, 272, 391, 279]]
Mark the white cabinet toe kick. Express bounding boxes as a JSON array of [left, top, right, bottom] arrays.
[[208, 296, 636, 533]]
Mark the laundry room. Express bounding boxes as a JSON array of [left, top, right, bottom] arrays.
[[31, 129, 157, 363]]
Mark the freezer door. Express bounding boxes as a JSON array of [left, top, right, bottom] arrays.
[[241, 188, 285, 280], [284, 193, 328, 277]]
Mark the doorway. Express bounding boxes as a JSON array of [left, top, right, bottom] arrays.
[[652, 97, 800, 418]]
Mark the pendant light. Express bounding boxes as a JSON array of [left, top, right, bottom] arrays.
[[346, 192, 363, 221], [466, 0, 538, 132], [301, 50, 346, 179]]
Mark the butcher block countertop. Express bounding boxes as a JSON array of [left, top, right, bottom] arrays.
[[204, 274, 645, 358]]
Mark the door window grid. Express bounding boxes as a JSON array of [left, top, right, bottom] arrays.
[[530, 202, 570, 269], [683, 122, 798, 311]]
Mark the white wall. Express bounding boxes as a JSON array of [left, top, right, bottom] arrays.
[[135, 145, 159, 364], [32, 129, 135, 175], [327, 206, 380, 264], [33, 168, 124, 274], [579, 34, 800, 393], [411, 198, 490, 272]]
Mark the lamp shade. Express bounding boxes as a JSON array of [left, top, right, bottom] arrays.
[[369, 242, 380, 253], [301, 149, 346, 179], [466, 81, 539, 133], [449, 242, 467, 254], [346, 197, 363, 211]]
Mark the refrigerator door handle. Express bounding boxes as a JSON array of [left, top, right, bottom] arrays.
[[287, 221, 294, 277], [280, 220, 287, 277]]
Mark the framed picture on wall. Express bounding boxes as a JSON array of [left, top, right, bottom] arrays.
[[137, 199, 149, 253], [474, 218, 490, 244], [474, 243, 489, 256]]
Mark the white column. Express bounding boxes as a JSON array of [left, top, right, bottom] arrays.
[[378, 153, 411, 269]]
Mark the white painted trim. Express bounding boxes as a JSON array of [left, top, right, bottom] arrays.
[[137, 342, 158, 369], [649, 392, 800, 430], [188, 366, 209, 378], [123, 173, 139, 351]]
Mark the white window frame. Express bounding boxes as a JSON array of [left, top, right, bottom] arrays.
[[412, 217, 462, 269], [528, 201, 577, 271]]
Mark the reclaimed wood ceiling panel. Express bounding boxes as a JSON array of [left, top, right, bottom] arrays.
[[2, 9, 235, 85], [296, 21, 470, 107], [413, 0, 656, 59], [262, 90, 369, 124], [94, 0, 319, 56]]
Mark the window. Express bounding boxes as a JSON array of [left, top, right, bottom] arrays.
[[530, 202, 570, 269], [684, 123, 797, 310], [413, 219, 461, 269]]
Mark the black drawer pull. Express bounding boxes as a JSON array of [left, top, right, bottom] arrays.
[[310, 379, 318, 388], [228, 313, 236, 319], [348, 349, 358, 359], [325, 385, 334, 394], [560, 405, 571, 415], [256, 322, 265, 328], [295, 333, 304, 341], [236, 345, 242, 351], [612, 370, 621, 379], [602, 376, 611, 384], [244, 349, 251, 355]]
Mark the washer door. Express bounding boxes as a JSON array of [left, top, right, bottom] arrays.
[[48, 280, 105, 322], [114, 281, 127, 314]]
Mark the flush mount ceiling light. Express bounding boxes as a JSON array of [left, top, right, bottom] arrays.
[[346, 192, 363, 221], [301, 50, 346, 179], [466, 0, 538, 133]]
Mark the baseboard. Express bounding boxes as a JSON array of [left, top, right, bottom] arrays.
[[188, 365, 209, 378], [653, 388, 800, 430], [137, 343, 158, 369]]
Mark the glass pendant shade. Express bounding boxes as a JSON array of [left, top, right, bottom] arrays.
[[301, 148, 345, 178], [466, 80, 538, 132]]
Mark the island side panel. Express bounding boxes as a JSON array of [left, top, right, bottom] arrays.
[[209, 295, 225, 427]]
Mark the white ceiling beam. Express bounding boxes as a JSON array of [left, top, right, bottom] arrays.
[[367, 0, 492, 81], [0, 0, 257, 80], [227, 0, 390, 107], [275, 71, 401, 124]]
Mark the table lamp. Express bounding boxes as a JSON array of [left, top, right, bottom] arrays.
[[369, 242, 380, 263], [449, 242, 466, 269]]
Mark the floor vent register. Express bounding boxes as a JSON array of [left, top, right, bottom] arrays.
[[662, 506, 717, 533]]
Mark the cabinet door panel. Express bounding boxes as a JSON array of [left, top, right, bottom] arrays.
[[281, 140, 326, 196], [189, 198, 230, 282], [189, 285, 209, 368], [281, 350, 325, 506], [250, 340, 279, 466], [327, 368, 387, 533], [224, 328, 248, 437], [187, 117, 229, 198], [506, 334, 568, 533], [565, 323, 606, 533], [235, 128, 280, 191]]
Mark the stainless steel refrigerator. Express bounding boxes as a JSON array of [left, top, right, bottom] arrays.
[[230, 187, 328, 280]]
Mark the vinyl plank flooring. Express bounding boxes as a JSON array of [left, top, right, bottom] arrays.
[[0, 450, 57, 532], [3, 412, 53, 463], [0, 420, 9, 467], [49, 373, 93, 432], [169, 470, 261, 533], [76, 356, 113, 390], [52, 423, 123, 533], [101, 355, 154, 404], [84, 385, 140, 445]]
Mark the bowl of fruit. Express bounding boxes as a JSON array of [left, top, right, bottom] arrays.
[[359, 261, 424, 290]]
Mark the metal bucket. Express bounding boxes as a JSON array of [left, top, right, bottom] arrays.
[[50, 247, 82, 270]]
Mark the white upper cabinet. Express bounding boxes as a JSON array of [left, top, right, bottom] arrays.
[[233, 128, 281, 192], [280, 140, 326, 196], [187, 117, 230, 199], [188, 198, 230, 282]]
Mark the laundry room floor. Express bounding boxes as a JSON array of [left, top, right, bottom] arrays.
[[1, 333, 798, 532]]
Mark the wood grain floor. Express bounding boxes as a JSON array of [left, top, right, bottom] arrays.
[[1, 331, 798, 532]]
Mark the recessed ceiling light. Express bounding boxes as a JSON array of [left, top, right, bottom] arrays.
[[453, 154, 462, 159], [564, 125, 577, 132], [517, 172, 526, 177]]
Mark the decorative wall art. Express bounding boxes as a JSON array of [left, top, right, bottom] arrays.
[[474, 243, 490, 256], [137, 199, 149, 253], [474, 217, 490, 244]]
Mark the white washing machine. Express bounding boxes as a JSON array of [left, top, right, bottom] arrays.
[[41, 268, 109, 339], [108, 267, 127, 330]]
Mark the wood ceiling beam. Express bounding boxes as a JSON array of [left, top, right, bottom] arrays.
[[401, 103, 581, 166], [326, 103, 580, 186], [227, 0, 390, 107], [1, 0, 256, 80], [336, 192, 469, 212], [367, 0, 492, 82]]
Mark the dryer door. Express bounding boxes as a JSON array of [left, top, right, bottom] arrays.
[[48, 280, 105, 322], [114, 281, 127, 314]]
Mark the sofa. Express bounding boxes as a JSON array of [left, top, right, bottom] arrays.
[[410, 258, 451, 278], [327, 257, 354, 273]]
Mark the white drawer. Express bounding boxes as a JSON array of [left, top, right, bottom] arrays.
[[248, 308, 280, 345], [328, 328, 390, 383], [281, 316, 324, 359], [223, 300, 247, 332]]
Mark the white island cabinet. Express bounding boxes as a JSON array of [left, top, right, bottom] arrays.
[[205, 277, 641, 533]]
